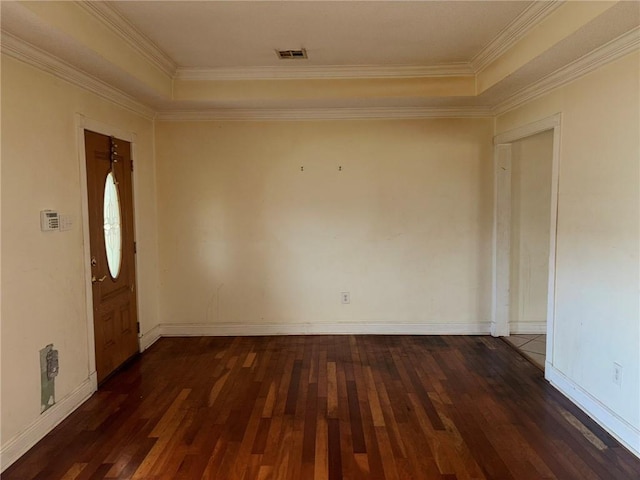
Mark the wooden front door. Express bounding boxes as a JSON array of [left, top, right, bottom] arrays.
[[85, 130, 139, 384]]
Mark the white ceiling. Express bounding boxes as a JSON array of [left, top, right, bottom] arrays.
[[111, 1, 531, 68], [1, 1, 638, 117]]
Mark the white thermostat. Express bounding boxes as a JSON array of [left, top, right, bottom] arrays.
[[40, 210, 60, 231]]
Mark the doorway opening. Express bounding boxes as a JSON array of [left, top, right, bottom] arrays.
[[491, 114, 561, 376], [503, 130, 554, 368]]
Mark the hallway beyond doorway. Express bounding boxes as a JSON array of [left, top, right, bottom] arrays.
[[504, 334, 546, 369]]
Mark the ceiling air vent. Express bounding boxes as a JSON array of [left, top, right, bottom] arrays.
[[276, 48, 307, 60]]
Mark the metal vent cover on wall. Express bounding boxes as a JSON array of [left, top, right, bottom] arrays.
[[276, 48, 307, 59]]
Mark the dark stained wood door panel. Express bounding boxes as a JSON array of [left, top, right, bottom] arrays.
[[84, 130, 138, 384]]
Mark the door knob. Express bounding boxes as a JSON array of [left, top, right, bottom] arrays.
[[92, 275, 108, 283]]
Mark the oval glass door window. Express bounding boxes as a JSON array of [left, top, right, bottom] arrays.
[[103, 172, 122, 278]]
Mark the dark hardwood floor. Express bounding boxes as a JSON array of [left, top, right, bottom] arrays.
[[4, 335, 640, 479]]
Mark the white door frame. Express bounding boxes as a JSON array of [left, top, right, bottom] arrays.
[[75, 114, 140, 392], [491, 113, 561, 372]]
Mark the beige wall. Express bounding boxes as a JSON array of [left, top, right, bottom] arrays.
[[509, 130, 553, 331], [0, 56, 160, 446], [155, 119, 494, 331], [2, 40, 638, 464], [497, 52, 640, 439]]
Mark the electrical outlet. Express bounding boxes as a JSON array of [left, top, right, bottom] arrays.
[[613, 363, 623, 386], [40, 344, 57, 413], [341, 292, 350, 304], [46, 349, 59, 380]]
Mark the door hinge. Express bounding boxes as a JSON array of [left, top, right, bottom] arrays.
[[130, 160, 134, 172], [137, 322, 140, 333], [134, 241, 137, 254]]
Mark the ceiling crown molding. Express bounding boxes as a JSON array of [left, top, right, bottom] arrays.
[[471, 1, 564, 72], [0, 32, 155, 120], [174, 63, 475, 81], [156, 106, 493, 122], [75, 1, 176, 78], [496, 26, 640, 115]]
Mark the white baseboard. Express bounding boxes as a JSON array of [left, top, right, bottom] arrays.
[[509, 322, 547, 334], [0, 377, 96, 472], [139, 324, 162, 351], [158, 321, 492, 337], [89, 371, 98, 392], [546, 364, 640, 459]]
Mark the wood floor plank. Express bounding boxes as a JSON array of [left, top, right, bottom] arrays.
[[60, 463, 88, 480], [375, 425, 400, 480], [284, 360, 303, 416], [314, 402, 329, 480], [302, 383, 319, 465], [4, 335, 640, 480], [327, 361, 339, 419], [327, 418, 342, 480], [364, 366, 385, 428], [346, 380, 367, 454]]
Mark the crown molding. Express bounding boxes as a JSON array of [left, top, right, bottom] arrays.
[[472, 1, 564, 72], [156, 106, 493, 122], [75, 1, 176, 78], [495, 26, 640, 115], [174, 63, 475, 81], [5, 6, 635, 123], [1, 32, 156, 120]]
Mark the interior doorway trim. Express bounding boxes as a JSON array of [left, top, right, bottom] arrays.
[[491, 113, 561, 372], [75, 114, 139, 392]]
